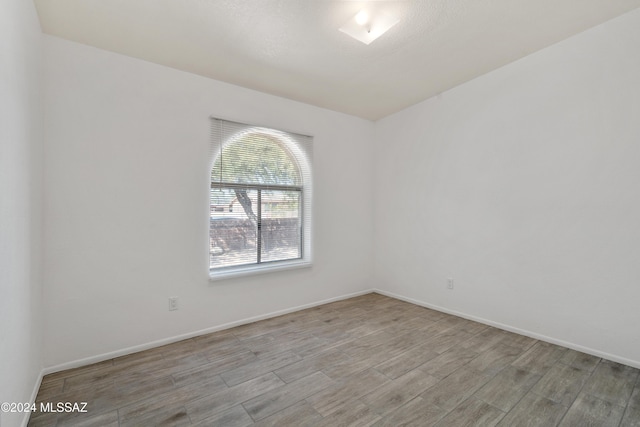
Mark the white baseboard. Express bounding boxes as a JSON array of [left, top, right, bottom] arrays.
[[43, 289, 372, 375], [373, 288, 640, 370]]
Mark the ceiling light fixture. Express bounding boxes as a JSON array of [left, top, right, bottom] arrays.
[[339, 8, 399, 45], [354, 10, 369, 27]]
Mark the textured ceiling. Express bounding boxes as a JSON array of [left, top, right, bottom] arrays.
[[34, 0, 640, 120]]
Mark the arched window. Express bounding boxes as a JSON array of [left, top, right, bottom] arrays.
[[209, 118, 312, 278]]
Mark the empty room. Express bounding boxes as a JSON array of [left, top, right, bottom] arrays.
[[3, 0, 640, 426]]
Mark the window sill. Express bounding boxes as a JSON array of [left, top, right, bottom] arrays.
[[209, 259, 312, 281]]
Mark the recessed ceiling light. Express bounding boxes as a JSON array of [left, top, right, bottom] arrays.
[[339, 9, 400, 45], [354, 10, 369, 26]]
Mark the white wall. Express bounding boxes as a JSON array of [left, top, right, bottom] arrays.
[[374, 9, 640, 366], [42, 36, 375, 368], [0, 0, 44, 426]]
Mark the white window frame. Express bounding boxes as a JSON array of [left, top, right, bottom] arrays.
[[208, 118, 312, 280]]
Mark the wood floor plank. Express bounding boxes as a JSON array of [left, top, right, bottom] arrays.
[[336, 330, 395, 357], [581, 360, 639, 407], [380, 316, 436, 335], [621, 387, 640, 427], [191, 405, 254, 427], [511, 341, 567, 375], [420, 367, 490, 412], [294, 323, 371, 358], [26, 410, 59, 427], [373, 343, 439, 379], [498, 331, 537, 352], [459, 327, 508, 353], [220, 350, 302, 386], [172, 351, 255, 388], [230, 317, 296, 341], [321, 348, 393, 380], [531, 362, 590, 406], [192, 329, 239, 348], [438, 316, 488, 336], [307, 368, 389, 416], [314, 401, 381, 427], [117, 374, 227, 424], [422, 328, 475, 355], [41, 359, 113, 385], [251, 401, 323, 427], [434, 397, 505, 427], [185, 372, 284, 422], [60, 419, 116, 427], [119, 394, 191, 424], [345, 331, 426, 365], [242, 371, 334, 421], [53, 380, 122, 421], [273, 348, 351, 383], [114, 375, 177, 408], [419, 346, 480, 379], [559, 393, 625, 427], [112, 349, 165, 368], [56, 410, 118, 427], [372, 396, 446, 427], [59, 367, 116, 393], [361, 369, 440, 416], [119, 405, 191, 427], [473, 366, 541, 412], [466, 343, 523, 377], [34, 377, 65, 403], [201, 343, 255, 364], [559, 349, 601, 372], [242, 330, 326, 358], [153, 338, 200, 359], [413, 307, 450, 324], [496, 393, 568, 427]]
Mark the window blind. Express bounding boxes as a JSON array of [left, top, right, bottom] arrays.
[[209, 117, 313, 277]]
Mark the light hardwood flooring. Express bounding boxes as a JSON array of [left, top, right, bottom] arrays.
[[28, 293, 640, 426]]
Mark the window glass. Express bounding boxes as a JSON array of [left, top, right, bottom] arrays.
[[209, 120, 312, 277]]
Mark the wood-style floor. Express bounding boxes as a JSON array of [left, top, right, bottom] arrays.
[[28, 293, 640, 426]]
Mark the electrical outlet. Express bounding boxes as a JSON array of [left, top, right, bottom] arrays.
[[169, 297, 178, 311], [447, 278, 454, 290]]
